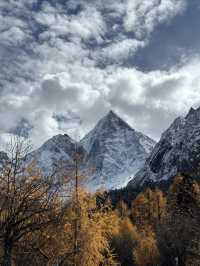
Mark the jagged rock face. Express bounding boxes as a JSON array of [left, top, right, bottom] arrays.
[[25, 111, 156, 191], [129, 107, 200, 188]]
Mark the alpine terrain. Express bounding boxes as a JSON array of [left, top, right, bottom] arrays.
[[129, 107, 200, 187], [26, 111, 156, 191]]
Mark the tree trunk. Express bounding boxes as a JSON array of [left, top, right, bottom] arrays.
[[2, 241, 13, 266], [177, 256, 185, 266]]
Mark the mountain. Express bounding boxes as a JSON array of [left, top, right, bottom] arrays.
[[128, 107, 200, 188], [80, 111, 156, 190], [26, 134, 86, 178], [26, 111, 156, 191]]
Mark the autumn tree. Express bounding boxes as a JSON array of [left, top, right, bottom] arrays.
[[157, 174, 200, 266], [167, 174, 200, 216], [116, 200, 129, 218], [110, 217, 138, 266], [133, 230, 160, 266], [131, 188, 166, 230], [0, 137, 63, 266], [19, 189, 119, 266], [48, 189, 119, 266]]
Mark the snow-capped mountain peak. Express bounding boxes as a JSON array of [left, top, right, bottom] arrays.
[[80, 111, 156, 191], [80, 110, 135, 153], [26, 134, 80, 176], [1, 111, 156, 192]]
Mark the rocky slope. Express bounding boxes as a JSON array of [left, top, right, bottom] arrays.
[[26, 134, 86, 180], [129, 107, 200, 187]]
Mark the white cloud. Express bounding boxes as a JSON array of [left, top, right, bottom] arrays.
[[123, 0, 187, 38], [0, 0, 196, 149], [103, 57, 200, 139], [1, 26, 27, 46], [35, 2, 106, 43], [1, 53, 200, 146], [97, 39, 146, 64]]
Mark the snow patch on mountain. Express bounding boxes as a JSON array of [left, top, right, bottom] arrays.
[[26, 134, 78, 175], [129, 107, 200, 187], [1, 111, 156, 192], [80, 111, 156, 191]]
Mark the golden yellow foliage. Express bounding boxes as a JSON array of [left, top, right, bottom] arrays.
[[30, 189, 119, 266], [110, 217, 138, 266], [133, 230, 160, 266], [132, 188, 166, 229]]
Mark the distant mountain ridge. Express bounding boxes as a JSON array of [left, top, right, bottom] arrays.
[[128, 107, 200, 188], [25, 111, 156, 191], [4, 107, 200, 192]]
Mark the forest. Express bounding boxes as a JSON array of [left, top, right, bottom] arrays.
[[0, 139, 200, 266]]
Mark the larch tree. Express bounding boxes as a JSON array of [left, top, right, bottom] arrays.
[[0, 137, 63, 266], [110, 217, 138, 266], [131, 188, 166, 230], [133, 230, 160, 266], [53, 189, 119, 266]]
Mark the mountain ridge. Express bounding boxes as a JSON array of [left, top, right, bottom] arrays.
[[128, 106, 200, 188], [23, 110, 156, 191]]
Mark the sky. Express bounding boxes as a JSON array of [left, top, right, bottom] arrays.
[[1, 0, 200, 148]]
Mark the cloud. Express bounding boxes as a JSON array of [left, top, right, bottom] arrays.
[[3, 56, 200, 147], [104, 57, 200, 139], [96, 39, 146, 64], [123, 0, 187, 38], [0, 0, 196, 149], [1, 26, 28, 46]]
